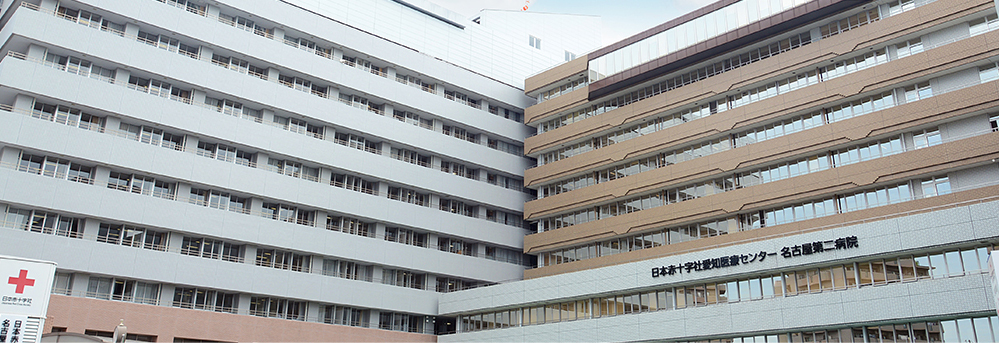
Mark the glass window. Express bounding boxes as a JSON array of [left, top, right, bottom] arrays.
[[945, 251, 963, 276]]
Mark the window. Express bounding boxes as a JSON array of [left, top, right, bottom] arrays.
[[16, 153, 95, 185], [97, 223, 166, 250], [3, 207, 83, 238], [101, 19, 125, 36], [980, 62, 999, 83], [255, 249, 310, 272], [970, 14, 998, 36], [912, 128, 942, 149], [322, 305, 368, 327], [87, 277, 159, 305], [181, 237, 242, 262], [529, 35, 541, 49], [438, 237, 474, 256], [385, 227, 426, 247], [327, 216, 370, 237], [437, 277, 477, 293], [565, 51, 576, 61], [896, 38, 923, 58], [921, 176, 951, 197], [388, 187, 428, 206], [903, 82, 932, 102], [321, 259, 372, 281], [173, 287, 237, 313], [332, 174, 374, 194], [382, 269, 425, 289]]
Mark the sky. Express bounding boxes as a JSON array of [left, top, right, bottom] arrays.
[[424, 0, 717, 46]]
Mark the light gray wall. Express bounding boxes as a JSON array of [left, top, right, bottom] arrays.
[[439, 200, 999, 341]]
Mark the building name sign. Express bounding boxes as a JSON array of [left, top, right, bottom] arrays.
[[0, 256, 56, 318], [651, 236, 859, 278]]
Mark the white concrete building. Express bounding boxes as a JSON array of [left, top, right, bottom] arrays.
[[0, 0, 599, 341]]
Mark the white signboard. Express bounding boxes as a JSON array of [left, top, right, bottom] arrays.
[[0, 256, 56, 318], [990, 251, 999, 317], [0, 314, 28, 343]]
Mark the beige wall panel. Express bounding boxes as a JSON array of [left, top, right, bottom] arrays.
[[525, 29, 999, 187], [524, 78, 999, 219], [43, 295, 436, 342], [523, 0, 994, 157], [524, 86, 589, 125], [524, 130, 999, 254], [526, 186, 999, 278], [524, 57, 589, 95]]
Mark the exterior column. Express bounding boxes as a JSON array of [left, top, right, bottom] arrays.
[[237, 294, 252, 316], [386, 67, 396, 80], [425, 274, 437, 293], [182, 135, 199, 153], [374, 223, 387, 239], [81, 218, 102, 242], [372, 266, 384, 284], [382, 104, 394, 117], [191, 90, 207, 105], [306, 302, 322, 323], [309, 253, 324, 275], [319, 168, 333, 185], [91, 166, 111, 189], [435, 83, 445, 96], [809, 27, 822, 43], [368, 310, 381, 329], [104, 116, 121, 132], [0, 147, 20, 166], [26, 44, 46, 61], [39, 0, 58, 12], [267, 67, 281, 82], [198, 46, 213, 62], [158, 284, 176, 307], [380, 141, 392, 157], [332, 48, 343, 61], [271, 28, 285, 42], [13, 94, 35, 112], [314, 211, 329, 231], [427, 233, 439, 250], [124, 23, 140, 38], [429, 194, 441, 210], [69, 273, 90, 298], [324, 126, 336, 142], [166, 227, 185, 253], [261, 109, 276, 123], [175, 183, 191, 203], [205, 4, 220, 18], [243, 245, 258, 266], [255, 153, 270, 171], [114, 68, 131, 86], [249, 198, 264, 216]]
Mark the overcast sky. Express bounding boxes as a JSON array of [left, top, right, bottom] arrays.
[[425, 0, 717, 46]]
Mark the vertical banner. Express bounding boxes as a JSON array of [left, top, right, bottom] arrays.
[[990, 251, 999, 317], [0, 314, 27, 343]]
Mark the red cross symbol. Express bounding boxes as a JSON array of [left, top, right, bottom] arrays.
[[8, 269, 35, 294]]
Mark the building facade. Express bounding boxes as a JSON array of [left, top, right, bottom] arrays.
[[440, 0, 999, 341], [0, 0, 598, 341]]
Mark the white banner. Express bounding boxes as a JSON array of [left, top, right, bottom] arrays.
[[0, 314, 28, 343], [0, 256, 56, 317]]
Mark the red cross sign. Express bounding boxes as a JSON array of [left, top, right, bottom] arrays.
[[8, 269, 35, 294]]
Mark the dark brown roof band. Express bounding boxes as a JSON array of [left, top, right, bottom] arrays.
[[588, 0, 869, 101]]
